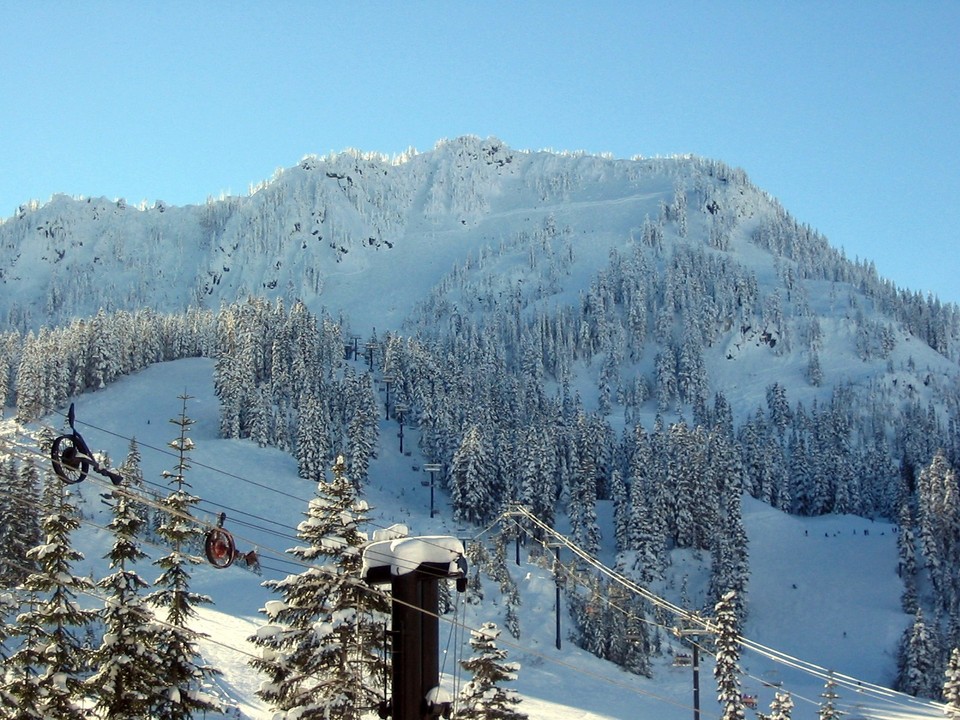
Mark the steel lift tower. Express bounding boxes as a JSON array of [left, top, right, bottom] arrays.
[[363, 534, 468, 720]]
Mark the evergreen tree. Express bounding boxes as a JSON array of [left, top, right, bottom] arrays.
[[945, 647, 960, 719], [3, 598, 47, 719], [917, 451, 960, 615], [898, 503, 919, 614], [807, 349, 823, 387], [610, 468, 629, 554], [655, 348, 678, 413], [7, 476, 97, 719], [757, 691, 793, 720], [118, 437, 151, 530], [0, 590, 18, 714], [898, 608, 939, 698], [88, 482, 161, 718], [451, 424, 494, 525], [713, 590, 745, 720], [0, 456, 40, 587], [568, 413, 601, 557], [345, 370, 379, 489], [458, 622, 527, 720], [296, 392, 329, 483], [817, 677, 841, 720], [0, 457, 15, 586], [213, 309, 248, 440], [249, 455, 388, 718], [570, 576, 607, 659], [146, 393, 222, 719], [517, 423, 556, 539], [627, 426, 665, 583], [788, 423, 814, 515]]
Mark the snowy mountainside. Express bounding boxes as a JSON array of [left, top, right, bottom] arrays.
[[3, 138, 956, 410], [7, 358, 941, 720], [0, 138, 793, 334]]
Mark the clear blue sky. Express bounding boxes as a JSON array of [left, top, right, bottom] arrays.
[[2, 1, 958, 304]]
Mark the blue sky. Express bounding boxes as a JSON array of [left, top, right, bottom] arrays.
[[2, 1, 958, 304]]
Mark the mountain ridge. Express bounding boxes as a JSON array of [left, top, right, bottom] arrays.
[[0, 138, 808, 332]]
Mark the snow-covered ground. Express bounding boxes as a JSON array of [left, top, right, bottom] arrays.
[[11, 357, 944, 720]]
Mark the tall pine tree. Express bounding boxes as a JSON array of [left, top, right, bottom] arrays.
[[88, 481, 162, 718], [713, 590, 745, 720], [7, 475, 97, 719], [146, 393, 222, 719], [249, 455, 388, 719], [944, 647, 960, 720]]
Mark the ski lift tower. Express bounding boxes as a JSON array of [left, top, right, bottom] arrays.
[[363, 532, 468, 720]]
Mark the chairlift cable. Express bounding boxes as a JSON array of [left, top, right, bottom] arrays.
[[24, 407, 477, 562], [0, 425, 468, 579], [504, 505, 947, 718]]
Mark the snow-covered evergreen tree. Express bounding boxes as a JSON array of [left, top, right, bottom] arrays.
[[345, 368, 379, 489], [610, 468, 629, 554], [0, 456, 41, 587], [451, 424, 494, 525], [146, 393, 222, 719], [898, 502, 919, 614], [88, 481, 161, 718], [249, 454, 388, 718], [713, 590, 745, 720], [817, 677, 841, 720], [296, 392, 329, 482], [117, 437, 152, 533], [517, 423, 556, 539], [0, 590, 18, 714], [917, 451, 960, 617], [627, 426, 665, 583], [757, 690, 793, 720], [7, 476, 97, 719], [458, 622, 527, 720], [897, 608, 940, 698], [945, 647, 960, 719], [568, 412, 601, 557], [2, 598, 47, 719]]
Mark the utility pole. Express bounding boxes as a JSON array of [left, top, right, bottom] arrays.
[[547, 543, 564, 650], [382, 374, 394, 420], [674, 622, 713, 720], [363, 536, 468, 720], [395, 403, 408, 454], [422, 463, 441, 518], [345, 334, 361, 361]]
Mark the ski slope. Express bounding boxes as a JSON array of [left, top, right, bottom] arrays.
[[4, 357, 939, 720]]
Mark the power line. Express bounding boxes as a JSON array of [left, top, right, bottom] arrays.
[[504, 504, 948, 719]]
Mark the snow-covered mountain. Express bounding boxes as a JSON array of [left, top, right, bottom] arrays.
[[1, 136, 959, 718], [3, 136, 951, 346], [4, 135, 958, 424]]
